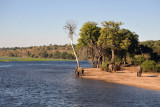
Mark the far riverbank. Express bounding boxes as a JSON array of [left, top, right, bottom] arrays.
[[0, 57, 74, 62], [82, 67, 160, 91]]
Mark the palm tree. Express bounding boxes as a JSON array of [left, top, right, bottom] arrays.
[[64, 20, 80, 68]]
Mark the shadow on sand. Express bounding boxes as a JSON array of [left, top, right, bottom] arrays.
[[143, 75, 159, 77]]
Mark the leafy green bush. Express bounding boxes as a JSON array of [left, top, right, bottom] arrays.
[[101, 62, 108, 71], [141, 60, 159, 72], [157, 64, 160, 72], [134, 55, 146, 65]]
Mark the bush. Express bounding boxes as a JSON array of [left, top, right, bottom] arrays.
[[157, 64, 160, 72], [134, 55, 146, 65], [66, 53, 75, 59], [141, 60, 159, 72], [101, 62, 108, 71]]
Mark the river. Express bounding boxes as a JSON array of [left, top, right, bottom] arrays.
[[0, 61, 160, 107]]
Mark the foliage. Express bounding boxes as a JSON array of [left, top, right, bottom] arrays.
[[0, 44, 75, 60], [133, 55, 146, 65], [141, 60, 159, 72], [140, 40, 160, 55], [77, 20, 159, 70], [136, 43, 160, 62], [98, 21, 123, 49], [8, 52, 14, 57], [119, 29, 139, 58], [0, 57, 74, 62], [67, 53, 76, 59], [78, 21, 100, 47], [98, 21, 123, 63], [77, 21, 101, 66], [53, 51, 61, 59], [101, 62, 109, 71], [61, 52, 68, 59], [40, 51, 48, 58], [77, 21, 140, 68]]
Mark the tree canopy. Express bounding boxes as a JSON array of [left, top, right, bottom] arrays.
[[77, 21, 140, 68], [77, 21, 101, 67]]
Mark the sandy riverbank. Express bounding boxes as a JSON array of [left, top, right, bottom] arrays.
[[81, 67, 160, 91]]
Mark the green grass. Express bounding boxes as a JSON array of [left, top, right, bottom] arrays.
[[0, 57, 75, 62]]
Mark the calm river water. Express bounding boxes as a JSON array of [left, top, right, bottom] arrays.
[[0, 61, 160, 107]]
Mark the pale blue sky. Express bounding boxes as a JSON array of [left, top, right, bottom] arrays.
[[0, 0, 160, 48]]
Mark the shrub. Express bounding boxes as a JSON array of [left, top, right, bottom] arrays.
[[157, 64, 160, 72], [134, 55, 146, 65], [101, 62, 108, 71], [141, 60, 159, 72], [67, 53, 75, 59]]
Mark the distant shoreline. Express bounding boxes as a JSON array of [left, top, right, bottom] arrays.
[[81, 67, 160, 91], [0, 57, 75, 62]]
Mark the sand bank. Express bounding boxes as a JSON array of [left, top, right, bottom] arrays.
[[81, 67, 160, 91]]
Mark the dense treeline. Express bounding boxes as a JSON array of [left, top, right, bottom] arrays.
[[76, 21, 160, 72], [140, 40, 160, 55], [136, 40, 160, 62], [0, 44, 75, 60], [76, 21, 139, 66]]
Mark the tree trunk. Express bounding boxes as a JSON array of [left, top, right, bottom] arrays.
[[124, 56, 126, 66], [111, 48, 115, 64], [97, 56, 102, 68], [102, 54, 105, 63], [70, 39, 80, 68], [91, 57, 95, 68], [120, 56, 123, 65]]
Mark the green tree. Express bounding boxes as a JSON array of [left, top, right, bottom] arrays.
[[31, 53, 35, 58], [67, 53, 75, 59], [77, 21, 101, 67], [54, 45, 58, 50], [119, 29, 139, 64], [8, 52, 14, 57], [48, 53, 53, 58], [27, 51, 31, 57], [61, 52, 68, 59], [40, 50, 48, 58], [53, 51, 61, 59], [98, 21, 123, 64]]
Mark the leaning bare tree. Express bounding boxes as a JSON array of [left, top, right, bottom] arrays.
[[64, 20, 80, 68]]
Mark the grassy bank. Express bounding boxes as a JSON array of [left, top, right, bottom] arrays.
[[0, 57, 74, 62]]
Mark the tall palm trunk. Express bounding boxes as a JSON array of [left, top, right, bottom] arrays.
[[64, 20, 80, 68], [70, 38, 80, 68]]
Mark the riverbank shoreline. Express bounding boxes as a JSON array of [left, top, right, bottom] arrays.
[[81, 67, 160, 91]]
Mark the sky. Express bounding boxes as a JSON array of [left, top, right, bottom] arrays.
[[0, 0, 160, 48]]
